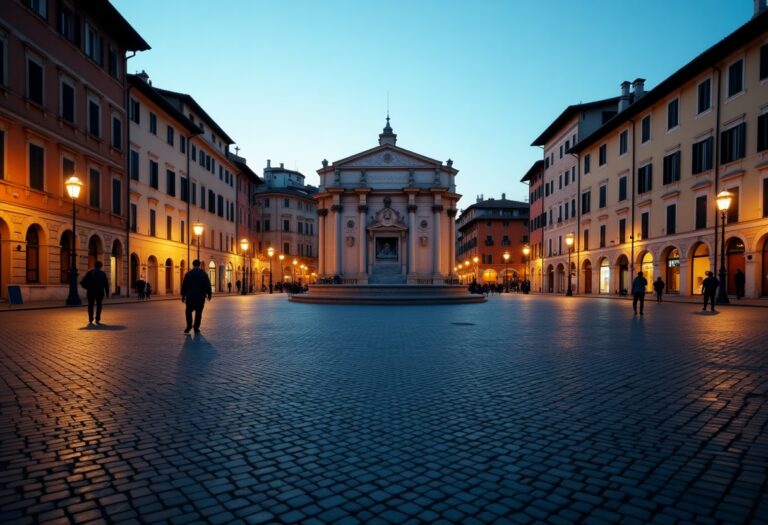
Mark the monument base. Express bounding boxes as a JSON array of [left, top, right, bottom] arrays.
[[289, 284, 486, 305]]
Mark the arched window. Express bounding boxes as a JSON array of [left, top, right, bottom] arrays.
[[691, 243, 711, 295], [666, 249, 680, 293], [599, 259, 610, 294], [641, 252, 654, 292], [26, 227, 40, 283]]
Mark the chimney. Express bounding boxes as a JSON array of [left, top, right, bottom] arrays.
[[136, 70, 149, 83], [618, 81, 631, 111], [266, 159, 271, 168], [632, 78, 646, 99], [280, 162, 284, 169], [755, 0, 768, 16], [502, 193, 506, 200]]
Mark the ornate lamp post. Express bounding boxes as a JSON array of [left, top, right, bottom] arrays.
[[473, 256, 479, 283], [65, 176, 83, 306], [503, 251, 510, 292], [278, 254, 285, 283], [565, 233, 574, 296], [522, 244, 530, 294], [240, 238, 249, 295], [192, 222, 204, 261], [716, 190, 732, 305], [267, 246, 274, 293], [292, 258, 298, 282]]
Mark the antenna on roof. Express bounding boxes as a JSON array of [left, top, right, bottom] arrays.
[[387, 90, 390, 119]]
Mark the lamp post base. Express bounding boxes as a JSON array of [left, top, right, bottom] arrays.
[[66, 271, 81, 306], [716, 268, 730, 305]]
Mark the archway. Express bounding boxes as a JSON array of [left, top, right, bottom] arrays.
[[599, 258, 610, 294], [165, 258, 173, 293], [546, 264, 554, 293], [88, 235, 103, 270], [690, 243, 711, 295], [262, 268, 270, 290], [60, 230, 73, 283], [111, 239, 123, 295], [726, 238, 745, 296], [482, 268, 497, 284], [640, 252, 654, 292], [208, 260, 216, 293], [130, 253, 139, 290], [664, 248, 680, 293], [556, 263, 565, 293], [616, 254, 629, 295], [226, 263, 233, 290], [147, 256, 158, 292], [26, 225, 42, 283], [582, 259, 592, 294]]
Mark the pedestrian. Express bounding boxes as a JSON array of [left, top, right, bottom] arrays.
[[145, 282, 152, 300], [80, 260, 109, 325], [181, 259, 212, 334], [653, 277, 665, 303], [236, 279, 241, 293], [136, 277, 146, 300], [227, 281, 232, 294], [631, 271, 648, 315], [701, 271, 719, 311], [735, 269, 745, 299]]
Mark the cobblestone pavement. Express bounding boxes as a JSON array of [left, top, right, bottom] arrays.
[[1, 295, 767, 524]]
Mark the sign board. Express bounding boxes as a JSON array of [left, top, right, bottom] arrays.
[[7, 285, 23, 306]]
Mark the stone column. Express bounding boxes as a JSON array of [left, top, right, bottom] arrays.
[[332, 204, 343, 276], [432, 204, 443, 278], [447, 208, 457, 283], [408, 203, 417, 279], [317, 209, 328, 276], [358, 204, 368, 281]]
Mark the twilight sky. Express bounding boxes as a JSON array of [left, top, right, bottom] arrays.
[[112, 0, 750, 211]]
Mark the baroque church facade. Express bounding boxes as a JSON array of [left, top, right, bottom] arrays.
[[314, 120, 460, 284]]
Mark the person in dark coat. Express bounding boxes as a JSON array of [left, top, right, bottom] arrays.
[[181, 259, 212, 334], [631, 271, 648, 315], [80, 260, 109, 324], [653, 277, 665, 303], [701, 271, 719, 311], [734, 269, 745, 299], [136, 277, 146, 300]]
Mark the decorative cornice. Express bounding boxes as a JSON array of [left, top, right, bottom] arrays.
[[317, 208, 329, 217], [446, 208, 458, 218], [432, 205, 444, 213], [407, 204, 418, 212], [331, 204, 344, 213], [357, 205, 369, 213]]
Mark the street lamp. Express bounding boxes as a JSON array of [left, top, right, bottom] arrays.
[[522, 244, 530, 294], [473, 256, 479, 283], [292, 258, 298, 282], [278, 254, 285, 283], [565, 233, 574, 296], [193, 222, 204, 261], [267, 246, 274, 293], [503, 251, 510, 292], [716, 190, 732, 305], [65, 175, 83, 306], [240, 238, 249, 295]]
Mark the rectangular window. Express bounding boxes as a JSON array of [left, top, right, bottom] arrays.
[[217, 195, 224, 217], [149, 112, 157, 134], [149, 160, 158, 189], [727, 60, 744, 98], [582, 191, 591, 214], [84, 24, 102, 65], [599, 225, 606, 248], [599, 186, 607, 208], [130, 99, 140, 124], [181, 220, 185, 243], [697, 79, 711, 114], [201, 186, 206, 209], [180, 177, 189, 202], [130, 203, 137, 232], [208, 190, 215, 213], [58, 4, 77, 42], [641, 212, 649, 240], [283, 219, 290, 232], [264, 219, 270, 231], [696, 195, 708, 229], [149, 209, 156, 237], [720, 123, 746, 164], [619, 130, 628, 155], [667, 99, 679, 130], [112, 116, 121, 149], [61, 81, 75, 123], [666, 204, 676, 235], [638, 164, 652, 194], [559, 145, 563, 158], [598, 144, 607, 166], [758, 113, 768, 152], [112, 178, 121, 215], [583, 154, 590, 174], [641, 115, 651, 143], [167, 216, 172, 240], [761, 44, 768, 81], [166, 125, 174, 146], [180, 135, 186, 154], [583, 229, 589, 251], [663, 151, 681, 184], [191, 182, 197, 205], [727, 187, 739, 224], [284, 242, 290, 255], [88, 100, 100, 137], [619, 218, 626, 244], [166, 170, 175, 197], [692, 137, 714, 174], [130, 149, 139, 180], [62, 157, 75, 182], [284, 198, 290, 208], [29, 143, 44, 190], [27, 57, 43, 105], [108, 47, 118, 78], [89, 168, 100, 208], [619, 176, 627, 201]]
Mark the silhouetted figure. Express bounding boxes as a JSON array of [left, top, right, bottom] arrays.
[[81, 260, 109, 325], [653, 277, 665, 303], [136, 278, 146, 300], [181, 259, 212, 334], [631, 271, 647, 315], [735, 269, 745, 299], [701, 271, 719, 312]]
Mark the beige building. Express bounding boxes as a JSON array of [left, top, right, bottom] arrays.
[[569, 6, 768, 298]]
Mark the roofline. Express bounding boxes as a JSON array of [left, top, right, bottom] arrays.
[[531, 96, 620, 146], [571, 10, 768, 154], [153, 87, 236, 145], [80, 0, 150, 51], [318, 143, 457, 175], [128, 75, 201, 135], [520, 159, 545, 183]]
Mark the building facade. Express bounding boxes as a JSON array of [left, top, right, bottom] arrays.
[[314, 119, 460, 284], [569, 7, 768, 298], [456, 195, 530, 286], [520, 160, 543, 291], [0, 0, 148, 301], [253, 161, 317, 286], [231, 152, 261, 292]]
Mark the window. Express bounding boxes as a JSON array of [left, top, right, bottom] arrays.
[[208, 190, 215, 213], [25, 227, 39, 283], [112, 178, 121, 215], [149, 209, 156, 236], [599, 186, 607, 208], [619, 130, 628, 155], [130, 99, 140, 124], [692, 137, 713, 174], [565, 140, 570, 151], [29, 143, 44, 191], [180, 177, 189, 202], [27, 56, 43, 105], [149, 160, 158, 189], [130, 203, 137, 232], [727, 60, 744, 98], [583, 229, 589, 251], [667, 99, 679, 130], [58, 3, 77, 42], [727, 187, 739, 224], [167, 125, 174, 146], [559, 175, 562, 189], [619, 218, 626, 244], [112, 116, 122, 149], [761, 44, 768, 81], [217, 195, 224, 217], [695, 195, 707, 229], [200, 186, 206, 209], [619, 176, 627, 201], [191, 182, 196, 205], [130, 150, 139, 180], [638, 164, 652, 194], [283, 219, 290, 232], [697, 79, 711, 114], [284, 198, 290, 208], [666, 204, 676, 235], [62, 157, 75, 183], [0, 35, 6, 86], [61, 80, 75, 123], [88, 100, 100, 137], [663, 151, 681, 184], [641, 212, 649, 240], [181, 220, 185, 244], [108, 47, 118, 78], [166, 170, 175, 197], [264, 219, 270, 231], [720, 123, 746, 164], [599, 225, 606, 248], [564, 202, 569, 220], [84, 24, 102, 65], [564, 170, 569, 186], [758, 113, 768, 152], [581, 191, 591, 214], [149, 112, 157, 134], [284, 242, 290, 255], [598, 144, 607, 166], [641, 115, 651, 143], [559, 145, 563, 158], [89, 168, 100, 208], [167, 216, 172, 240], [180, 136, 186, 154], [584, 154, 590, 174]]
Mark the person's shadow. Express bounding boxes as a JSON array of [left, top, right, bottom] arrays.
[[78, 323, 127, 330]]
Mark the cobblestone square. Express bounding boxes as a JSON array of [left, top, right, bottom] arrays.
[[1, 295, 767, 524]]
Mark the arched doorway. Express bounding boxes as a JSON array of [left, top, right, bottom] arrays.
[[691, 243, 711, 295], [130, 253, 139, 291], [208, 260, 216, 293], [262, 268, 270, 290], [482, 268, 497, 284], [226, 263, 233, 289], [599, 258, 610, 294], [147, 256, 158, 291], [726, 238, 745, 296], [582, 260, 592, 294], [546, 264, 554, 293], [640, 252, 654, 292], [88, 235, 103, 270], [111, 240, 123, 295], [763, 238, 768, 297], [616, 255, 629, 295], [665, 248, 680, 293], [165, 258, 173, 293], [60, 230, 73, 283], [26, 225, 41, 283]]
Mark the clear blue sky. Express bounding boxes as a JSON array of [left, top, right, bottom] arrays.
[[112, 0, 750, 211]]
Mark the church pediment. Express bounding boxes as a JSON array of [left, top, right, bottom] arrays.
[[336, 146, 441, 169], [367, 200, 408, 232]]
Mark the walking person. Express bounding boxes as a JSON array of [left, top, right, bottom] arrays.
[[631, 271, 648, 315], [701, 271, 719, 311], [735, 269, 745, 299], [136, 277, 146, 300], [181, 259, 212, 334], [80, 260, 109, 325], [653, 277, 665, 303]]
